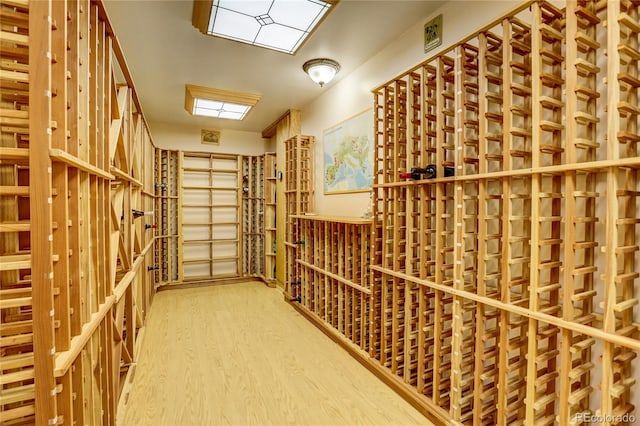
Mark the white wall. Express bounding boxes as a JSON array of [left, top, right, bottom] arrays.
[[301, 1, 520, 217], [149, 121, 268, 155]]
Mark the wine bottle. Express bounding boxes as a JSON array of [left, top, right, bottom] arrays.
[[132, 209, 154, 218], [399, 164, 454, 180]]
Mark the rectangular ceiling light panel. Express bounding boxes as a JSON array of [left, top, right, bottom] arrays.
[[193, 99, 251, 120], [185, 84, 261, 121], [206, 0, 335, 54]]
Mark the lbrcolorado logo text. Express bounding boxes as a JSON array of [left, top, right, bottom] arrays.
[[575, 413, 636, 423]]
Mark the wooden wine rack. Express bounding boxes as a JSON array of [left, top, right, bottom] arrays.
[[292, 215, 372, 352], [241, 155, 265, 278], [367, 1, 640, 424], [284, 135, 313, 301], [0, 0, 157, 424], [264, 152, 277, 285], [154, 148, 180, 286]]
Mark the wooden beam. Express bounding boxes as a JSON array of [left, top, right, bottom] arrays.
[[29, 0, 57, 422]]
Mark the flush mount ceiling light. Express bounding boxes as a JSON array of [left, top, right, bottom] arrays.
[[302, 58, 340, 87], [185, 84, 261, 120], [192, 0, 338, 55]]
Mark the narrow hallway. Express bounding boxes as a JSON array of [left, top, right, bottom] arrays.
[[120, 282, 431, 426]]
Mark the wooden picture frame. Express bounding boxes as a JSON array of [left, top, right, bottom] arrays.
[[201, 129, 220, 145]]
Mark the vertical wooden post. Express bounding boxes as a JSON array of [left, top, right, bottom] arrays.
[[497, 17, 512, 426], [449, 45, 465, 422], [602, 2, 621, 423], [30, 0, 58, 423], [525, 3, 541, 423]]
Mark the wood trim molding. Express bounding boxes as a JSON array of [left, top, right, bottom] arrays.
[[191, 0, 213, 34], [184, 84, 261, 115]]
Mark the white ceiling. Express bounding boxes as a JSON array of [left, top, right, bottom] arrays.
[[104, 0, 445, 134]]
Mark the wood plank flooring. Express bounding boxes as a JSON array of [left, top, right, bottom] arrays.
[[120, 281, 432, 426]]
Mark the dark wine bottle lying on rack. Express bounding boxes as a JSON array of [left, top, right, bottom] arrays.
[[399, 164, 454, 180], [132, 209, 154, 218]]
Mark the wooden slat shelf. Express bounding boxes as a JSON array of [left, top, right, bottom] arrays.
[[0, 185, 29, 196], [182, 203, 239, 208], [183, 221, 238, 225], [182, 185, 238, 190], [291, 214, 373, 225], [0, 220, 30, 232], [183, 238, 239, 243], [0, 147, 29, 163], [182, 167, 238, 173], [297, 259, 371, 295], [178, 152, 245, 282], [50, 148, 113, 180]]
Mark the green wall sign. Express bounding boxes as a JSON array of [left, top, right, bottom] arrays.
[[424, 14, 443, 53]]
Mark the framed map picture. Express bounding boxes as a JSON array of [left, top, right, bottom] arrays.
[[323, 109, 373, 194]]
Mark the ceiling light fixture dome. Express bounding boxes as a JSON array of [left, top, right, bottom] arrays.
[[303, 58, 341, 87]]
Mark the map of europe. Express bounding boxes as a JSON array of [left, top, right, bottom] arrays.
[[323, 111, 373, 193]]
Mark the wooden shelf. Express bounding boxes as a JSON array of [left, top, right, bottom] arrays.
[[291, 214, 372, 225], [180, 152, 243, 281]]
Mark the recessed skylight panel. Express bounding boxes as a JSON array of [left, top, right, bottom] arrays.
[[206, 0, 334, 54], [209, 7, 261, 43], [254, 23, 304, 53], [269, 0, 324, 30]]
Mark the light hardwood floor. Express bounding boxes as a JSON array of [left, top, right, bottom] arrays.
[[120, 281, 432, 426]]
